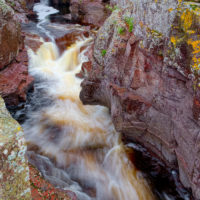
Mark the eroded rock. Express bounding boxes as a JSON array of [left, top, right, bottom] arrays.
[[80, 1, 200, 199]]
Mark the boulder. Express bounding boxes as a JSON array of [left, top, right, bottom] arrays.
[[0, 96, 32, 199], [0, 0, 22, 69], [80, 0, 200, 199], [70, 0, 110, 27], [0, 48, 34, 106]]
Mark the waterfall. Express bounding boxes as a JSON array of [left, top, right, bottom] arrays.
[[23, 38, 156, 200]]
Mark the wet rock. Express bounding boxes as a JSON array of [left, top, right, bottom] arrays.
[[0, 49, 34, 106], [80, 1, 200, 199], [55, 27, 91, 53], [23, 31, 43, 52], [0, 96, 32, 199]]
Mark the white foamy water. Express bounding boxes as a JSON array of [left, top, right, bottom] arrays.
[[33, 0, 59, 41], [23, 38, 155, 200]]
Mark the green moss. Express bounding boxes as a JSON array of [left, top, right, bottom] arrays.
[[105, 4, 119, 12], [117, 26, 125, 35], [124, 17, 134, 33], [101, 49, 107, 57]]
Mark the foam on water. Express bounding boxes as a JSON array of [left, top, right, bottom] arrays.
[[24, 38, 155, 200]]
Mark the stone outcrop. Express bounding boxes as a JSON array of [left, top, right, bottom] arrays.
[[0, 0, 34, 106], [0, 96, 32, 199], [80, 0, 200, 199], [0, 0, 22, 69], [70, 0, 110, 27], [0, 49, 34, 106]]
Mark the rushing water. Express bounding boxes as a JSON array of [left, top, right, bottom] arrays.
[[24, 36, 156, 199], [33, 0, 59, 41]]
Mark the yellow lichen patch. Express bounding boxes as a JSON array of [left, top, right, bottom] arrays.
[[170, 36, 177, 46], [181, 9, 193, 32], [186, 30, 195, 34], [188, 39, 200, 54], [187, 39, 200, 71], [168, 8, 173, 13]]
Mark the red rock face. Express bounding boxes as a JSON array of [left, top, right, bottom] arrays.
[[0, 20, 22, 70], [0, 1, 34, 106], [80, 5, 200, 199], [193, 95, 200, 121], [0, 49, 34, 106]]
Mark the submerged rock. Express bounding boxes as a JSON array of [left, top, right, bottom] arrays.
[[80, 0, 200, 199]]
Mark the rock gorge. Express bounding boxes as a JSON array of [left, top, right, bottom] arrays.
[[0, 0, 200, 199]]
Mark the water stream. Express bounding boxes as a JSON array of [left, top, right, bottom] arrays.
[[20, 1, 157, 199], [25, 39, 155, 200]]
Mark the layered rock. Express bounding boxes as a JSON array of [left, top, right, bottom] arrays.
[[80, 0, 200, 199]]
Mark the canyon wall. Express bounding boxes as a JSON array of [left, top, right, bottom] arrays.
[[80, 0, 200, 199]]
